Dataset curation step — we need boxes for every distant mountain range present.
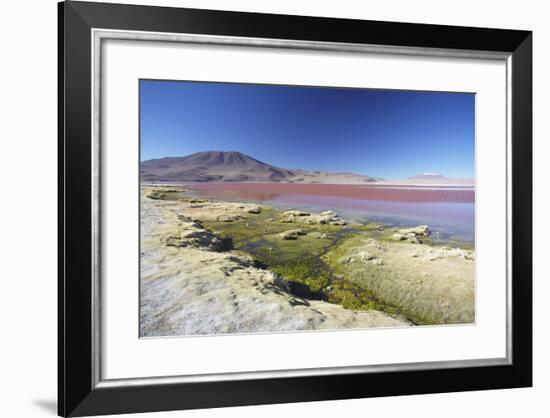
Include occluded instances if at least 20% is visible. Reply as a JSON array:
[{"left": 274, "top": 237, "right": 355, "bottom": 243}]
[
  {"left": 407, "top": 173, "right": 448, "bottom": 180},
  {"left": 140, "top": 151, "right": 473, "bottom": 185},
  {"left": 396, "top": 173, "right": 474, "bottom": 186},
  {"left": 140, "top": 151, "right": 377, "bottom": 184}
]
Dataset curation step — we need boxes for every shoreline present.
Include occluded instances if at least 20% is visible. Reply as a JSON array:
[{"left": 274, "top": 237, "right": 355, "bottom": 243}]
[
  {"left": 141, "top": 185, "right": 475, "bottom": 336},
  {"left": 178, "top": 182, "right": 475, "bottom": 244},
  {"left": 142, "top": 180, "right": 475, "bottom": 189}
]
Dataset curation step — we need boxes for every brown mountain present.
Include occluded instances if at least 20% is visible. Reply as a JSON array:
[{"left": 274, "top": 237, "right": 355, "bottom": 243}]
[
  {"left": 140, "top": 151, "right": 296, "bottom": 182},
  {"left": 140, "top": 151, "right": 377, "bottom": 184}
]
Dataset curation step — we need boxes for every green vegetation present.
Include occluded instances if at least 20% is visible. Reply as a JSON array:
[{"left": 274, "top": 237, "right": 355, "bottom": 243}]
[
  {"left": 271, "top": 259, "right": 330, "bottom": 293},
  {"left": 326, "top": 280, "right": 398, "bottom": 313},
  {"left": 204, "top": 218, "right": 337, "bottom": 294},
  {"left": 324, "top": 231, "right": 475, "bottom": 325},
  {"left": 201, "top": 214, "right": 398, "bottom": 310}
]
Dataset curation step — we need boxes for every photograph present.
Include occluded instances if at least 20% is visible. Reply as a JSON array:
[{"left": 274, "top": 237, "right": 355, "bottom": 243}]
[
  {"left": 49, "top": 1, "right": 536, "bottom": 416},
  {"left": 139, "top": 80, "right": 476, "bottom": 337}
]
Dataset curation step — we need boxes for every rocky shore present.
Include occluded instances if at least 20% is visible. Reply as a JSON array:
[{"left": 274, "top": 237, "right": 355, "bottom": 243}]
[
  {"left": 140, "top": 185, "right": 475, "bottom": 336},
  {"left": 140, "top": 187, "right": 410, "bottom": 336}
]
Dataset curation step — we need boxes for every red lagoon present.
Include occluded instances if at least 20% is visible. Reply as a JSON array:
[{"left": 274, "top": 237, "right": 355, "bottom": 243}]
[
  {"left": 190, "top": 182, "right": 474, "bottom": 203},
  {"left": 189, "top": 182, "right": 475, "bottom": 242}
]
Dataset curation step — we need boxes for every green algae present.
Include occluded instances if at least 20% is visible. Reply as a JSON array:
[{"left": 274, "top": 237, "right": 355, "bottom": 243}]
[
  {"left": 324, "top": 230, "right": 475, "bottom": 325},
  {"left": 201, "top": 214, "right": 401, "bottom": 312}
]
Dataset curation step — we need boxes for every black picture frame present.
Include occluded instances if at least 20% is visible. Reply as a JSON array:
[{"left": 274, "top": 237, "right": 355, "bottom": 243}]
[{"left": 58, "top": 1, "right": 532, "bottom": 416}]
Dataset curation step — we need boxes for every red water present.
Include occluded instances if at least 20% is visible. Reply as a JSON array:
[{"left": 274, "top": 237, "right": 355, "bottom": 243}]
[
  {"left": 189, "top": 182, "right": 475, "bottom": 241},
  {"left": 191, "top": 182, "right": 474, "bottom": 203}
]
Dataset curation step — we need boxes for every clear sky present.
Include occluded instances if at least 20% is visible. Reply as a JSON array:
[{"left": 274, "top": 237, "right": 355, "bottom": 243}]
[{"left": 140, "top": 80, "right": 475, "bottom": 179}]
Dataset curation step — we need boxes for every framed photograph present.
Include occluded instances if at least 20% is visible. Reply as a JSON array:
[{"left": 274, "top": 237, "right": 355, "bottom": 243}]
[{"left": 58, "top": 1, "right": 532, "bottom": 416}]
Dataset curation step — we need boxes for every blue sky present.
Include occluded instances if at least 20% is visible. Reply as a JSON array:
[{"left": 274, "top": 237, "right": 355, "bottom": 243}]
[{"left": 140, "top": 80, "right": 475, "bottom": 179}]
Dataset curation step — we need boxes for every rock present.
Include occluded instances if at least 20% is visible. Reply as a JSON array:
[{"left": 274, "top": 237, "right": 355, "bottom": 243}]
[
  {"left": 378, "top": 226, "right": 385, "bottom": 231},
  {"left": 176, "top": 214, "right": 202, "bottom": 226},
  {"left": 217, "top": 214, "right": 244, "bottom": 222},
  {"left": 168, "top": 198, "right": 267, "bottom": 224},
  {"left": 280, "top": 209, "right": 347, "bottom": 226},
  {"left": 399, "top": 225, "right": 430, "bottom": 236},
  {"left": 426, "top": 246, "right": 475, "bottom": 261},
  {"left": 146, "top": 190, "right": 167, "bottom": 200},
  {"left": 356, "top": 251, "right": 384, "bottom": 265},
  {"left": 461, "top": 252, "right": 474, "bottom": 261},
  {"left": 317, "top": 211, "right": 347, "bottom": 225},
  {"left": 225, "top": 254, "right": 256, "bottom": 266},
  {"left": 338, "top": 256, "right": 354, "bottom": 264},
  {"left": 177, "top": 214, "right": 203, "bottom": 225},
  {"left": 145, "top": 187, "right": 184, "bottom": 200},
  {"left": 280, "top": 232, "right": 297, "bottom": 240},
  {"left": 310, "top": 232, "right": 328, "bottom": 239},
  {"left": 392, "top": 233, "right": 407, "bottom": 241},
  {"left": 363, "top": 238, "right": 382, "bottom": 249},
  {"left": 358, "top": 251, "right": 376, "bottom": 261},
  {"left": 279, "top": 229, "right": 308, "bottom": 240},
  {"left": 329, "top": 218, "right": 347, "bottom": 226},
  {"left": 166, "top": 220, "right": 233, "bottom": 251},
  {"left": 283, "top": 210, "right": 310, "bottom": 217},
  {"left": 407, "top": 235, "right": 422, "bottom": 244},
  {"left": 392, "top": 232, "right": 423, "bottom": 244},
  {"left": 262, "top": 272, "right": 290, "bottom": 291}
]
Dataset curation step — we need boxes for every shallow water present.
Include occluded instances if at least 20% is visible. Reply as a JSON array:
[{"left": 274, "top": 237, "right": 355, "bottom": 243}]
[{"left": 189, "top": 182, "right": 475, "bottom": 242}]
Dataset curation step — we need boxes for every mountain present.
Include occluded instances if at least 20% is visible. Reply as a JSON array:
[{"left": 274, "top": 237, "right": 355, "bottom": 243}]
[
  {"left": 407, "top": 173, "right": 448, "bottom": 180},
  {"left": 140, "top": 151, "right": 377, "bottom": 184},
  {"left": 141, "top": 151, "right": 296, "bottom": 183},
  {"left": 376, "top": 172, "right": 474, "bottom": 186}
]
